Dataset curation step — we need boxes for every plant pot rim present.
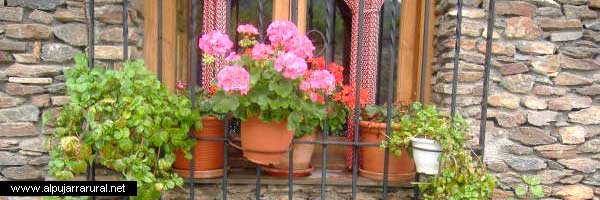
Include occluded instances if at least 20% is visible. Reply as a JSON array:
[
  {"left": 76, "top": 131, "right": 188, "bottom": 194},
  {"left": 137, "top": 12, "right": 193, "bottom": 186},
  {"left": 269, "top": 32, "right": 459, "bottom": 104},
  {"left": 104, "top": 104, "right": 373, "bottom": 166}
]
[
  {"left": 411, "top": 137, "right": 443, "bottom": 152},
  {"left": 359, "top": 120, "right": 400, "bottom": 130},
  {"left": 411, "top": 137, "right": 436, "bottom": 143},
  {"left": 202, "top": 116, "right": 220, "bottom": 120}
]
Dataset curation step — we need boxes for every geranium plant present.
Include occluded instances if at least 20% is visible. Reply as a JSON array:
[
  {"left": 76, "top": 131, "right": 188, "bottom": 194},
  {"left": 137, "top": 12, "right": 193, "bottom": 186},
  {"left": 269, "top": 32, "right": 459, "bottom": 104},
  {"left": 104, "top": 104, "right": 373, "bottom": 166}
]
[
  {"left": 46, "top": 55, "right": 197, "bottom": 199},
  {"left": 204, "top": 21, "right": 336, "bottom": 137}
]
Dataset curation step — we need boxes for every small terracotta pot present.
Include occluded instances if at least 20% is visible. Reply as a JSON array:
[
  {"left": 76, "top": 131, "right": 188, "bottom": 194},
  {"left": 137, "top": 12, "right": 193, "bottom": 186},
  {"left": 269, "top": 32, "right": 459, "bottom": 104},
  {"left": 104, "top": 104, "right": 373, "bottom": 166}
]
[
  {"left": 358, "top": 121, "right": 416, "bottom": 183},
  {"left": 263, "top": 132, "right": 317, "bottom": 177},
  {"left": 240, "top": 116, "right": 294, "bottom": 166},
  {"left": 173, "top": 117, "right": 225, "bottom": 178}
]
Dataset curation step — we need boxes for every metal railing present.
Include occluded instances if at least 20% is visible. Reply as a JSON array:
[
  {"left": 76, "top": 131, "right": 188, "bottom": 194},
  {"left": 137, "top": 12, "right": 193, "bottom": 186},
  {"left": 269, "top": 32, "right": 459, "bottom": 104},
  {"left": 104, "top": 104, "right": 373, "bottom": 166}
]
[{"left": 83, "top": 0, "right": 497, "bottom": 199}]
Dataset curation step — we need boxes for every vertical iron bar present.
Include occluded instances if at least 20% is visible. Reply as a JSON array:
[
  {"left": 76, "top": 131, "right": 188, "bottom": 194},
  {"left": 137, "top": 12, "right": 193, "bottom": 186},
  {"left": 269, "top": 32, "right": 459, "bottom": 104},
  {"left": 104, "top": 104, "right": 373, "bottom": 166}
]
[
  {"left": 123, "top": 0, "right": 129, "bottom": 60},
  {"left": 223, "top": 1, "right": 233, "bottom": 199},
  {"left": 291, "top": 0, "right": 298, "bottom": 24},
  {"left": 257, "top": 0, "right": 265, "bottom": 42},
  {"left": 419, "top": 0, "right": 431, "bottom": 104},
  {"left": 256, "top": 165, "right": 261, "bottom": 200},
  {"left": 255, "top": 1, "right": 264, "bottom": 199},
  {"left": 479, "top": 0, "right": 496, "bottom": 158},
  {"left": 234, "top": 0, "right": 240, "bottom": 50},
  {"left": 415, "top": 1, "right": 431, "bottom": 199},
  {"left": 87, "top": 0, "right": 94, "bottom": 68},
  {"left": 87, "top": 1, "right": 95, "bottom": 200},
  {"left": 383, "top": 0, "right": 400, "bottom": 198},
  {"left": 321, "top": 0, "right": 335, "bottom": 199},
  {"left": 376, "top": 6, "right": 384, "bottom": 104},
  {"left": 450, "top": 0, "right": 463, "bottom": 117},
  {"left": 222, "top": 116, "right": 230, "bottom": 199},
  {"left": 331, "top": 0, "right": 336, "bottom": 62},
  {"left": 188, "top": 0, "right": 198, "bottom": 199},
  {"left": 308, "top": 0, "right": 314, "bottom": 31},
  {"left": 157, "top": 0, "right": 163, "bottom": 81},
  {"left": 227, "top": 0, "right": 232, "bottom": 33},
  {"left": 288, "top": 141, "right": 294, "bottom": 200},
  {"left": 351, "top": 0, "right": 365, "bottom": 199}
]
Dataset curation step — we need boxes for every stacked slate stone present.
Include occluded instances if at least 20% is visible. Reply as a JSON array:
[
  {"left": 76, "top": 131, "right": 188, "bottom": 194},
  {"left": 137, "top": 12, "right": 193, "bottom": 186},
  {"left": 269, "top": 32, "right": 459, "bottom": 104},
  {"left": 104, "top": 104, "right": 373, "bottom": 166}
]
[
  {"left": 433, "top": 0, "right": 600, "bottom": 199},
  {"left": 0, "top": 0, "right": 142, "bottom": 181}
]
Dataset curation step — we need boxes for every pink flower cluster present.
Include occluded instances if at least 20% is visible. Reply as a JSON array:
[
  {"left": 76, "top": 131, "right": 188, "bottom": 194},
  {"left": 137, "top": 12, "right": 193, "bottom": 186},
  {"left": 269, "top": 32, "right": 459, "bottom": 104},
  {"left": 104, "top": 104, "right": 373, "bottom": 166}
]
[
  {"left": 225, "top": 52, "right": 241, "bottom": 62},
  {"left": 300, "top": 70, "right": 336, "bottom": 93},
  {"left": 198, "top": 30, "right": 233, "bottom": 56},
  {"left": 217, "top": 65, "right": 250, "bottom": 95},
  {"left": 237, "top": 24, "right": 259, "bottom": 36},
  {"left": 266, "top": 21, "right": 298, "bottom": 44},
  {"left": 284, "top": 35, "right": 315, "bottom": 59},
  {"left": 213, "top": 20, "right": 323, "bottom": 98},
  {"left": 251, "top": 44, "right": 274, "bottom": 60},
  {"left": 275, "top": 52, "right": 308, "bottom": 79}
]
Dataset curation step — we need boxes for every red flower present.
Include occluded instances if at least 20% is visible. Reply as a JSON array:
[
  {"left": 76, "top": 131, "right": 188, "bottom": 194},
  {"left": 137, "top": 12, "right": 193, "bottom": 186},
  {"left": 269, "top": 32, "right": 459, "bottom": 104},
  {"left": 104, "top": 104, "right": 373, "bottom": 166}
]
[
  {"left": 334, "top": 85, "right": 368, "bottom": 108},
  {"left": 208, "top": 85, "right": 217, "bottom": 95},
  {"left": 328, "top": 63, "right": 344, "bottom": 85},
  {"left": 308, "top": 57, "right": 344, "bottom": 84},
  {"left": 308, "top": 57, "right": 326, "bottom": 70}
]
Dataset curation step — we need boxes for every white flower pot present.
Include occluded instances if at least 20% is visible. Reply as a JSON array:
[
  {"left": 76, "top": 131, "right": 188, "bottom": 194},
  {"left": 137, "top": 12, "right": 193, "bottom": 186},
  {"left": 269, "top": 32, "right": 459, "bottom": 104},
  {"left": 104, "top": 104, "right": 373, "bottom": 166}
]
[{"left": 411, "top": 137, "right": 443, "bottom": 175}]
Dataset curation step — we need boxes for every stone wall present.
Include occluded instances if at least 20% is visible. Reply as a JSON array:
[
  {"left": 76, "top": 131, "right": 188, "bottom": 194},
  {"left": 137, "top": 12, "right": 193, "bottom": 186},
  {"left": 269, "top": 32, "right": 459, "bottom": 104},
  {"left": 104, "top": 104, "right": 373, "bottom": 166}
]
[
  {"left": 433, "top": 0, "right": 600, "bottom": 199},
  {"left": 164, "top": 184, "right": 412, "bottom": 200},
  {"left": 0, "top": 0, "right": 143, "bottom": 182}
]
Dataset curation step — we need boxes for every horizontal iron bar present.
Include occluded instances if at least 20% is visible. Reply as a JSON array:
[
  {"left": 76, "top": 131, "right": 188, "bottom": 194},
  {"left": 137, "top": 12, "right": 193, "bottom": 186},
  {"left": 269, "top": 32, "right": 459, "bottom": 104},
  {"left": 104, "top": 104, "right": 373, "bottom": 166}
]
[
  {"left": 192, "top": 137, "right": 229, "bottom": 141},
  {"left": 192, "top": 137, "right": 383, "bottom": 147},
  {"left": 294, "top": 140, "right": 381, "bottom": 147}
]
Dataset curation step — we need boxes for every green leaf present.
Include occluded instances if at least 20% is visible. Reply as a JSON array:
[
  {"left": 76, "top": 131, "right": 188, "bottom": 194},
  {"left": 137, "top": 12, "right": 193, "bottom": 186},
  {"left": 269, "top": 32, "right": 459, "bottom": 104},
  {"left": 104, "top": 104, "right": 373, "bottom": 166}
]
[
  {"left": 286, "top": 111, "right": 302, "bottom": 131},
  {"left": 56, "top": 170, "right": 75, "bottom": 181},
  {"left": 529, "top": 177, "right": 541, "bottom": 186},
  {"left": 70, "top": 160, "right": 88, "bottom": 174},
  {"left": 211, "top": 92, "right": 239, "bottom": 113},
  {"left": 272, "top": 80, "right": 293, "bottom": 97},
  {"left": 530, "top": 185, "right": 544, "bottom": 198},
  {"left": 514, "top": 186, "right": 527, "bottom": 197}
]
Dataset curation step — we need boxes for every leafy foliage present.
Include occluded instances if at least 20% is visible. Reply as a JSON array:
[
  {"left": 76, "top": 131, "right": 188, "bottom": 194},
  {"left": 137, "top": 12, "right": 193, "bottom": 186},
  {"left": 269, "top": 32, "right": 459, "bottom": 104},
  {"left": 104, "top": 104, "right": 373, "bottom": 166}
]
[
  {"left": 360, "top": 104, "right": 403, "bottom": 123},
  {"left": 386, "top": 103, "right": 496, "bottom": 199},
  {"left": 513, "top": 176, "right": 544, "bottom": 199},
  {"left": 47, "top": 55, "right": 197, "bottom": 199}
]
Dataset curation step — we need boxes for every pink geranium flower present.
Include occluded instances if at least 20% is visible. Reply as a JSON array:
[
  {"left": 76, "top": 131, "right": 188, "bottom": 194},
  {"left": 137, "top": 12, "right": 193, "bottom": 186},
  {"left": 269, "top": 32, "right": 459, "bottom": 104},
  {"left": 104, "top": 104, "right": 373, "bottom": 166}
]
[
  {"left": 225, "top": 52, "right": 241, "bottom": 62},
  {"left": 284, "top": 34, "right": 315, "bottom": 59},
  {"left": 274, "top": 52, "right": 307, "bottom": 79},
  {"left": 175, "top": 81, "right": 187, "bottom": 90},
  {"left": 302, "top": 70, "right": 336, "bottom": 93},
  {"left": 267, "top": 20, "right": 298, "bottom": 45},
  {"left": 237, "top": 24, "right": 259, "bottom": 36},
  {"left": 198, "top": 30, "right": 233, "bottom": 56},
  {"left": 217, "top": 65, "right": 250, "bottom": 95},
  {"left": 251, "top": 44, "right": 274, "bottom": 60}
]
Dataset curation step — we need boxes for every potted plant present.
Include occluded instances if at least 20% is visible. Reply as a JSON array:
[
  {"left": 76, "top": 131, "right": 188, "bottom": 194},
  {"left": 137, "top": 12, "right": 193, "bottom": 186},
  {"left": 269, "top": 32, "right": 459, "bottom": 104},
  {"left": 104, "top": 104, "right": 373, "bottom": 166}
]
[
  {"left": 47, "top": 55, "right": 197, "bottom": 199},
  {"left": 172, "top": 85, "right": 227, "bottom": 179},
  {"left": 389, "top": 103, "right": 449, "bottom": 174},
  {"left": 388, "top": 103, "right": 496, "bottom": 199},
  {"left": 262, "top": 57, "right": 348, "bottom": 177},
  {"left": 357, "top": 103, "right": 416, "bottom": 182},
  {"left": 204, "top": 21, "right": 331, "bottom": 166}
]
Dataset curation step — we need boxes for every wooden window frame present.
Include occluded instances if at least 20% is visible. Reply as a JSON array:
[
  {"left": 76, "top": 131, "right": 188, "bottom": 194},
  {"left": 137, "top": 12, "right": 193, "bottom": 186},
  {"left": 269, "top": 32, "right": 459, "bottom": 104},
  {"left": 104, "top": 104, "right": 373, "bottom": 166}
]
[{"left": 142, "top": 0, "right": 435, "bottom": 104}]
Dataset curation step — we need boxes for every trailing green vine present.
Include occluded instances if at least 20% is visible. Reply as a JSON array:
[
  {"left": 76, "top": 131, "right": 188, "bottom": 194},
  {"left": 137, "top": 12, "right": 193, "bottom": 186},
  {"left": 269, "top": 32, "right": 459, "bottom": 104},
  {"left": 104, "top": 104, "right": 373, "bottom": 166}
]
[
  {"left": 387, "top": 103, "right": 496, "bottom": 199},
  {"left": 46, "top": 55, "right": 198, "bottom": 199}
]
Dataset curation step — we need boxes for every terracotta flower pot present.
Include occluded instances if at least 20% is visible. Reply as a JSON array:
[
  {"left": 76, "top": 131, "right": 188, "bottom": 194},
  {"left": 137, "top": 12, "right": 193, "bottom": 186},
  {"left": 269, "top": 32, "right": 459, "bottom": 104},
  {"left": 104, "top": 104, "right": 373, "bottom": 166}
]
[
  {"left": 263, "top": 132, "right": 317, "bottom": 177},
  {"left": 173, "top": 117, "right": 225, "bottom": 178},
  {"left": 240, "top": 116, "right": 295, "bottom": 166},
  {"left": 358, "top": 121, "right": 416, "bottom": 183}
]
